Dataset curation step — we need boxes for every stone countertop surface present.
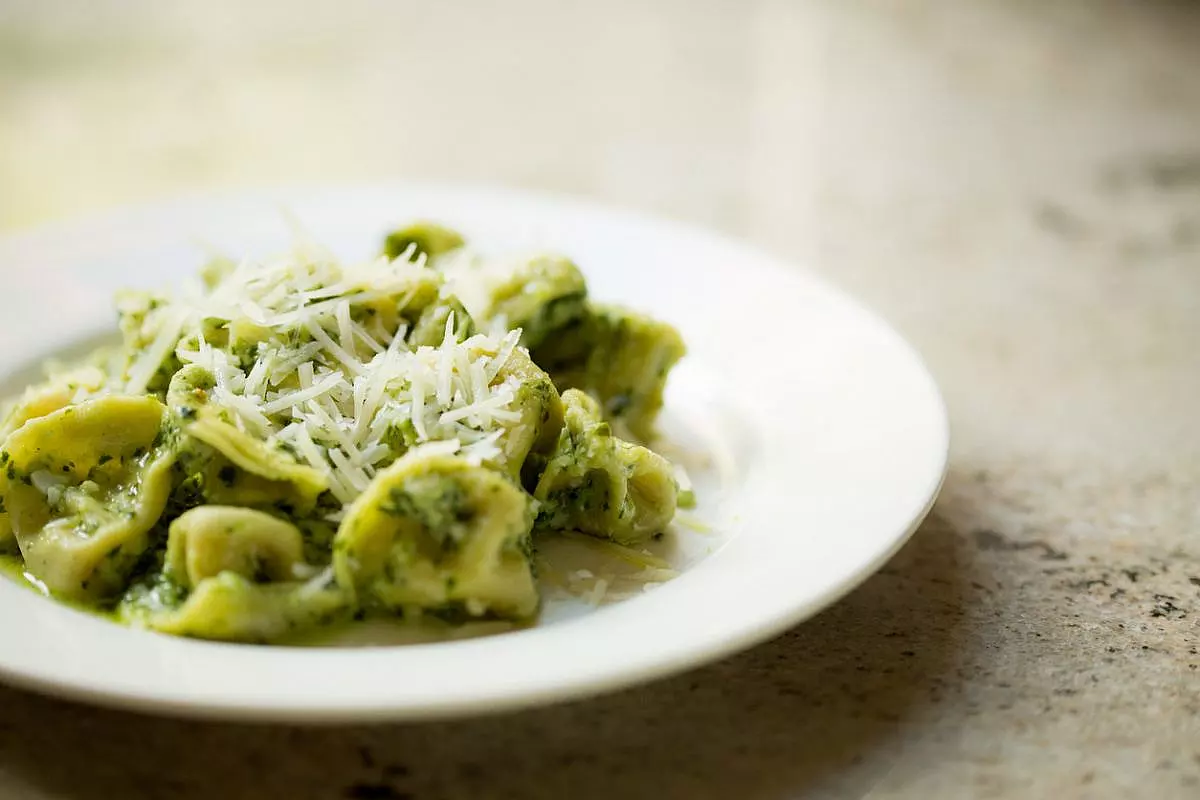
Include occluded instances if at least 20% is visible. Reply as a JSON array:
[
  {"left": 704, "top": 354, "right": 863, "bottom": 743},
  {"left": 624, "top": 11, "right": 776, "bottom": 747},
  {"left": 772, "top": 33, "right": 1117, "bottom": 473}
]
[{"left": 0, "top": 0, "right": 1198, "bottom": 797}]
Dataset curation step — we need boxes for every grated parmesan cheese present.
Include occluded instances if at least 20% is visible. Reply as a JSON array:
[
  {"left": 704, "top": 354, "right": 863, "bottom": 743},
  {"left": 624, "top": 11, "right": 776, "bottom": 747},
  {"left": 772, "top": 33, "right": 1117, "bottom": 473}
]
[{"left": 136, "top": 244, "right": 528, "bottom": 505}]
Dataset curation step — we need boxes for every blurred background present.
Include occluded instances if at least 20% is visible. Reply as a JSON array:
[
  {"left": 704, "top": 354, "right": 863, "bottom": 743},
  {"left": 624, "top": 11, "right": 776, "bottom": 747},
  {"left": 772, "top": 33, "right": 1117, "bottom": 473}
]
[
  {"left": 2, "top": 0, "right": 1197, "bottom": 470},
  {"left": 0, "top": 0, "right": 822, "bottom": 247},
  {"left": 2, "top": 0, "right": 1200, "bottom": 796}
]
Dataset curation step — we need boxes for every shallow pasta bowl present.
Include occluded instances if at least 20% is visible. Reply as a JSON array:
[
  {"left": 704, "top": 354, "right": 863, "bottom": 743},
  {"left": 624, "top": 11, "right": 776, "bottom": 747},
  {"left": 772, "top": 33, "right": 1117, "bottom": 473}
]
[{"left": 0, "top": 184, "right": 948, "bottom": 722}]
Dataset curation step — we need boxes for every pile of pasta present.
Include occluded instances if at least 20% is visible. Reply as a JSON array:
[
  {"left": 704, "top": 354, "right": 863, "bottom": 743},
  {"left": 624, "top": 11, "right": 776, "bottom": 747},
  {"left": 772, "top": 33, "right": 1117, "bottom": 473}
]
[{"left": 0, "top": 223, "right": 686, "bottom": 642}]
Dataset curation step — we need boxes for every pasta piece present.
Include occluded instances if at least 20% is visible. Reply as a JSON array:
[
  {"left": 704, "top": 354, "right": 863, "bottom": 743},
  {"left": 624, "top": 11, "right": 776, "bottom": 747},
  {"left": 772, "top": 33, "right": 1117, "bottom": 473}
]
[
  {"left": 406, "top": 294, "right": 475, "bottom": 347},
  {"left": 0, "top": 365, "right": 109, "bottom": 552},
  {"left": 472, "top": 256, "right": 588, "bottom": 349},
  {"left": 532, "top": 303, "right": 685, "bottom": 441},
  {"left": 1, "top": 395, "right": 175, "bottom": 600},
  {"left": 336, "top": 270, "right": 472, "bottom": 349},
  {"left": 167, "top": 365, "right": 328, "bottom": 514},
  {"left": 138, "top": 571, "right": 347, "bottom": 643},
  {"left": 164, "top": 506, "right": 307, "bottom": 589},
  {"left": 182, "top": 418, "right": 328, "bottom": 512},
  {"left": 532, "top": 389, "right": 677, "bottom": 545},
  {"left": 382, "top": 221, "right": 466, "bottom": 262},
  {"left": 488, "top": 347, "right": 563, "bottom": 481},
  {"left": 120, "top": 508, "right": 341, "bottom": 643},
  {"left": 339, "top": 271, "right": 443, "bottom": 351},
  {"left": 333, "top": 449, "right": 538, "bottom": 619}
]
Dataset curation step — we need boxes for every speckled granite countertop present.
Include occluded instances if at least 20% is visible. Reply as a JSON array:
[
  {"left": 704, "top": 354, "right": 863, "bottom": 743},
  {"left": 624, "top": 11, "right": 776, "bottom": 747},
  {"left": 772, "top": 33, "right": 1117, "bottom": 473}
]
[{"left": 0, "top": 1, "right": 1197, "bottom": 797}]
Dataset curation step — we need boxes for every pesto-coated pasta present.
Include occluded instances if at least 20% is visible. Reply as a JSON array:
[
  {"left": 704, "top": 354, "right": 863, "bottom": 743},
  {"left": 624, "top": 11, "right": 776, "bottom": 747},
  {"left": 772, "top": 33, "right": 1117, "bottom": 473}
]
[
  {"left": 334, "top": 449, "right": 538, "bottom": 619},
  {"left": 137, "top": 571, "right": 347, "bottom": 642},
  {"left": 383, "top": 221, "right": 466, "bottom": 263},
  {"left": 165, "top": 506, "right": 307, "bottom": 588},
  {"left": 0, "top": 222, "right": 686, "bottom": 642},
  {"left": 459, "top": 255, "right": 588, "bottom": 350},
  {"left": 1, "top": 396, "right": 175, "bottom": 600},
  {"left": 0, "top": 366, "right": 108, "bottom": 552},
  {"left": 167, "top": 365, "right": 328, "bottom": 514},
  {"left": 532, "top": 390, "right": 677, "bottom": 545},
  {"left": 532, "top": 303, "right": 686, "bottom": 442}
]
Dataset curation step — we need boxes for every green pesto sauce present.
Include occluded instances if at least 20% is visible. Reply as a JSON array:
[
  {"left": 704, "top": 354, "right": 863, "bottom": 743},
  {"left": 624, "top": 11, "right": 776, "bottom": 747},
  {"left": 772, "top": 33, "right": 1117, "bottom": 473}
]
[{"left": 0, "top": 553, "right": 120, "bottom": 622}]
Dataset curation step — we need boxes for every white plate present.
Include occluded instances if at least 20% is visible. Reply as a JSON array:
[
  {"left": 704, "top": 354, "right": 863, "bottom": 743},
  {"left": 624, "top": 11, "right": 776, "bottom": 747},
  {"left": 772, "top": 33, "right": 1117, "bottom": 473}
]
[{"left": 0, "top": 185, "right": 947, "bottom": 722}]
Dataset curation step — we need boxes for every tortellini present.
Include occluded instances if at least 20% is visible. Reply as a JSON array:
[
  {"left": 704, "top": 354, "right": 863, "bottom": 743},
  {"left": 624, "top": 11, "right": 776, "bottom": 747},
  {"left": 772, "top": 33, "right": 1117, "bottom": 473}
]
[
  {"left": 342, "top": 268, "right": 474, "bottom": 350},
  {"left": 0, "top": 395, "right": 175, "bottom": 599},
  {"left": 334, "top": 450, "right": 538, "bottom": 619},
  {"left": 164, "top": 506, "right": 307, "bottom": 588},
  {"left": 532, "top": 303, "right": 686, "bottom": 441},
  {"left": 167, "top": 365, "right": 327, "bottom": 514},
  {"left": 136, "top": 571, "right": 347, "bottom": 643},
  {"left": 388, "top": 221, "right": 590, "bottom": 350},
  {"left": 406, "top": 293, "right": 475, "bottom": 348},
  {"left": 532, "top": 389, "right": 678, "bottom": 546},
  {"left": 114, "top": 506, "right": 342, "bottom": 642},
  {"left": 373, "top": 346, "right": 563, "bottom": 483},
  {"left": 0, "top": 365, "right": 108, "bottom": 552},
  {"left": 466, "top": 256, "right": 588, "bottom": 350},
  {"left": 383, "top": 221, "right": 466, "bottom": 262},
  {"left": 488, "top": 348, "right": 564, "bottom": 481}
]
